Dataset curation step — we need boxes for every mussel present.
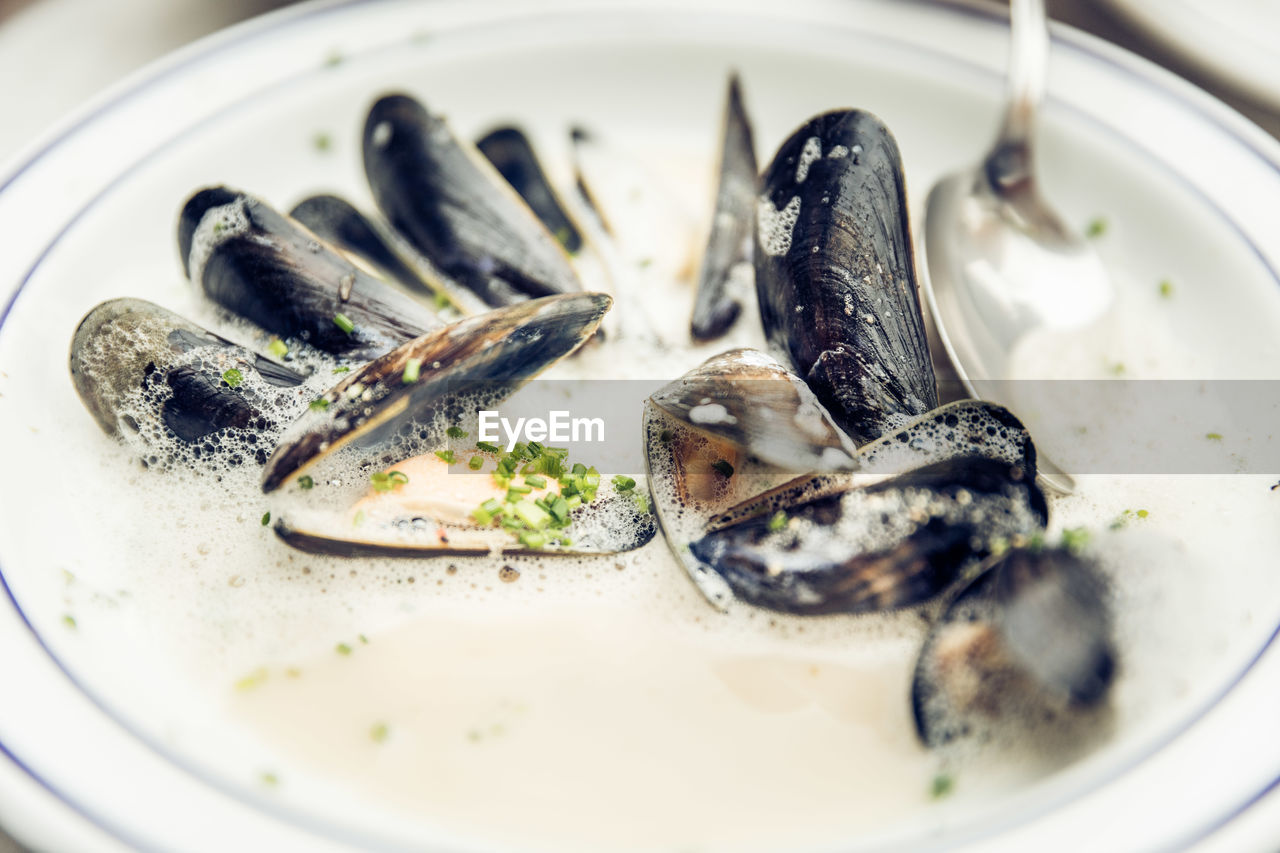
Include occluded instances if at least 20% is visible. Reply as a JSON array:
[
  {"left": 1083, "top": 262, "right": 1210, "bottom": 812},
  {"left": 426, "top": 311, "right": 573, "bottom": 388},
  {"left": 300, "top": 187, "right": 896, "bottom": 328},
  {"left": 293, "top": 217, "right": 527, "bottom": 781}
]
[
  {"left": 179, "top": 186, "right": 443, "bottom": 359},
  {"left": 755, "top": 109, "right": 937, "bottom": 444},
  {"left": 69, "top": 297, "right": 305, "bottom": 462},
  {"left": 261, "top": 292, "right": 655, "bottom": 557},
  {"left": 911, "top": 546, "right": 1116, "bottom": 747},
  {"left": 363, "top": 94, "right": 582, "bottom": 307},
  {"left": 691, "top": 74, "right": 757, "bottom": 341},
  {"left": 689, "top": 456, "right": 1047, "bottom": 615},
  {"left": 477, "top": 126, "right": 585, "bottom": 257}
]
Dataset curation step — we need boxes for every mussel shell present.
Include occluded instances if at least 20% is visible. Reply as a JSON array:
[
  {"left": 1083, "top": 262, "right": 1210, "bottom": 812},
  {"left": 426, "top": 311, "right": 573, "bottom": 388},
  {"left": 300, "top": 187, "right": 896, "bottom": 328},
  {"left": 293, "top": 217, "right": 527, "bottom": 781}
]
[
  {"left": 70, "top": 297, "right": 304, "bottom": 447},
  {"left": 179, "top": 186, "right": 442, "bottom": 360},
  {"left": 911, "top": 546, "right": 1116, "bottom": 747},
  {"left": 363, "top": 94, "right": 581, "bottom": 307},
  {"left": 261, "top": 292, "right": 612, "bottom": 493},
  {"left": 477, "top": 126, "right": 584, "bottom": 255},
  {"left": 649, "top": 348, "right": 857, "bottom": 473},
  {"left": 691, "top": 73, "right": 757, "bottom": 341},
  {"left": 688, "top": 456, "right": 1047, "bottom": 615},
  {"left": 272, "top": 491, "right": 656, "bottom": 558},
  {"left": 755, "top": 109, "right": 937, "bottom": 443}
]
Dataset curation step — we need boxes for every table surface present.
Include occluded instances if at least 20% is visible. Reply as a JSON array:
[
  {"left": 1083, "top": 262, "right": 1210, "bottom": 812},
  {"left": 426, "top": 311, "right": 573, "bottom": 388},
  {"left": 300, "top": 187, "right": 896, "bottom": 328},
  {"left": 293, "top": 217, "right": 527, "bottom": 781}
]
[{"left": 0, "top": 0, "right": 1276, "bottom": 850}]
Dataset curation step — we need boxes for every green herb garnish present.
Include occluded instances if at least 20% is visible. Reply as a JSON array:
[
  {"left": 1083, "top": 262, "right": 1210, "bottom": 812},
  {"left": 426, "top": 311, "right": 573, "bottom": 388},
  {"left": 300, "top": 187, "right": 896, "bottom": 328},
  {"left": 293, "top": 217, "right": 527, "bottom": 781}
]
[
  {"left": 403, "top": 357, "right": 422, "bottom": 384},
  {"left": 370, "top": 470, "right": 409, "bottom": 492},
  {"left": 1060, "top": 526, "right": 1090, "bottom": 554},
  {"left": 476, "top": 441, "right": 500, "bottom": 453},
  {"left": 333, "top": 312, "right": 355, "bottom": 334},
  {"left": 222, "top": 368, "right": 244, "bottom": 388},
  {"left": 370, "top": 722, "right": 389, "bottom": 743},
  {"left": 525, "top": 474, "right": 547, "bottom": 489},
  {"left": 332, "top": 366, "right": 351, "bottom": 374},
  {"left": 309, "top": 398, "right": 330, "bottom": 412},
  {"left": 267, "top": 338, "right": 289, "bottom": 359},
  {"left": 336, "top": 643, "right": 352, "bottom": 656},
  {"left": 433, "top": 291, "right": 451, "bottom": 310},
  {"left": 930, "top": 774, "right": 954, "bottom": 799},
  {"left": 768, "top": 510, "right": 788, "bottom": 532},
  {"left": 1085, "top": 217, "right": 1108, "bottom": 238},
  {"left": 447, "top": 425, "right": 467, "bottom": 439},
  {"left": 435, "top": 449, "right": 457, "bottom": 465},
  {"left": 261, "top": 511, "right": 271, "bottom": 526},
  {"left": 468, "top": 455, "right": 484, "bottom": 470},
  {"left": 1206, "top": 432, "right": 1223, "bottom": 441},
  {"left": 612, "top": 475, "right": 636, "bottom": 492},
  {"left": 298, "top": 475, "right": 315, "bottom": 490},
  {"left": 1158, "top": 279, "right": 1174, "bottom": 299},
  {"left": 313, "top": 132, "right": 332, "bottom": 152}
]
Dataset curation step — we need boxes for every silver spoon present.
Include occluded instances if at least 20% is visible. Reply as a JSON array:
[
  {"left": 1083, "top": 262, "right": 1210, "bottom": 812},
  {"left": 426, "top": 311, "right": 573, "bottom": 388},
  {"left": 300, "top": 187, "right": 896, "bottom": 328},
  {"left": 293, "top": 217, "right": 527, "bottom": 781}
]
[{"left": 921, "top": 0, "right": 1113, "bottom": 494}]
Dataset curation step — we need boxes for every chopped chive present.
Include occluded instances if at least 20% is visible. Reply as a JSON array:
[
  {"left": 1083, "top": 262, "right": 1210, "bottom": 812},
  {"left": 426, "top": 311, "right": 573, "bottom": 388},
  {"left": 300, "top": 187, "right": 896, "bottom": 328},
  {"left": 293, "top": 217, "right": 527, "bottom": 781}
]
[
  {"left": 222, "top": 368, "right": 244, "bottom": 388},
  {"left": 612, "top": 475, "right": 636, "bottom": 492},
  {"left": 514, "top": 499, "right": 552, "bottom": 529},
  {"left": 565, "top": 495, "right": 582, "bottom": 510},
  {"left": 1107, "top": 361, "right": 1126, "bottom": 376},
  {"left": 63, "top": 614, "right": 77, "bottom": 629},
  {"left": 333, "top": 312, "right": 355, "bottom": 334},
  {"left": 1060, "top": 526, "right": 1090, "bottom": 553},
  {"left": 1158, "top": 279, "right": 1174, "bottom": 299},
  {"left": 526, "top": 441, "right": 545, "bottom": 457},
  {"left": 1206, "top": 432, "right": 1223, "bottom": 441},
  {"left": 1136, "top": 509, "right": 1149, "bottom": 519},
  {"left": 309, "top": 398, "right": 330, "bottom": 412},
  {"left": 472, "top": 508, "right": 494, "bottom": 526},
  {"left": 549, "top": 496, "right": 569, "bottom": 523},
  {"left": 447, "top": 425, "right": 467, "bottom": 439},
  {"left": 298, "top": 475, "right": 315, "bottom": 490},
  {"left": 389, "top": 470, "right": 408, "bottom": 486},
  {"left": 519, "top": 531, "right": 547, "bottom": 549},
  {"left": 432, "top": 291, "right": 452, "bottom": 310},
  {"left": 359, "top": 634, "right": 369, "bottom": 644},
  {"left": 261, "top": 511, "right": 271, "bottom": 526},
  {"left": 312, "top": 131, "right": 332, "bottom": 152},
  {"left": 260, "top": 772, "right": 279, "bottom": 787},
  {"left": 507, "top": 483, "right": 532, "bottom": 494},
  {"left": 267, "top": 338, "right": 289, "bottom": 359},
  {"left": 767, "top": 510, "right": 788, "bottom": 532},
  {"left": 468, "top": 455, "right": 484, "bottom": 470},
  {"left": 633, "top": 492, "right": 651, "bottom": 514},
  {"left": 332, "top": 365, "right": 351, "bottom": 374},
  {"left": 711, "top": 459, "right": 734, "bottom": 478},
  {"left": 353, "top": 509, "right": 365, "bottom": 527},
  {"left": 435, "top": 449, "right": 457, "bottom": 464},
  {"left": 930, "top": 774, "right": 954, "bottom": 799},
  {"left": 370, "top": 722, "right": 389, "bottom": 743},
  {"left": 336, "top": 643, "right": 352, "bottom": 655},
  {"left": 402, "top": 357, "right": 422, "bottom": 384},
  {"left": 1085, "top": 217, "right": 1107, "bottom": 239},
  {"left": 476, "top": 441, "right": 500, "bottom": 453},
  {"left": 481, "top": 498, "right": 503, "bottom": 515},
  {"left": 572, "top": 462, "right": 587, "bottom": 476},
  {"left": 525, "top": 474, "right": 547, "bottom": 489}
]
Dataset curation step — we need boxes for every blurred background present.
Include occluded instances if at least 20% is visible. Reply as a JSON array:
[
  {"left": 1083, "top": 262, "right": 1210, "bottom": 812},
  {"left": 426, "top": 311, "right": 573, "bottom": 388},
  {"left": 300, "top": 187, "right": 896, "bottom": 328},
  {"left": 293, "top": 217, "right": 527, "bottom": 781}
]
[{"left": 0, "top": 0, "right": 1276, "bottom": 850}]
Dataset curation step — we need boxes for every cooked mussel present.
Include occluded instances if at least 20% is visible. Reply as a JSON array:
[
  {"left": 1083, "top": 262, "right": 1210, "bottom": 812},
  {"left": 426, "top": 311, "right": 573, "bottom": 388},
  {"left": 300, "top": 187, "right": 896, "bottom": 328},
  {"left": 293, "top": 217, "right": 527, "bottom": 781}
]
[
  {"left": 691, "top": 74, "right": 757, "bottom": 341},
  {"left": 69, "top": 297, "right": 305, "bottom": 461},
  {"left": 363, "top": 94, "right": 582, "bottom": 307},
  {"left": 649, "top": 348, "right": 858, "bottom": 474},
  {"left": 477, "top": 126, "right": 585, "bottom": 256},
  {"left": 756, "top": 109, "right": 937, "bottom": 443},
  {"left": 179, "top": 186, "right": 443, "bottom": 359},
  {"left": 911, "top": 546, "right": 1116, "bottom": 747},
  {"left": 689, "top": 456, "right": 1047, "bottom": 615}
]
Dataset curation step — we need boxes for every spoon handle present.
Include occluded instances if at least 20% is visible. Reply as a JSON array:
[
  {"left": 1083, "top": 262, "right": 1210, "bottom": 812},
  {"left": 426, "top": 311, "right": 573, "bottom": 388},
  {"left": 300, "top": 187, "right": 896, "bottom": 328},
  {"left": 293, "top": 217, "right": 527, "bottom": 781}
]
[{"left": 983, "top": 0, "right": 1047, "bottom": 200}]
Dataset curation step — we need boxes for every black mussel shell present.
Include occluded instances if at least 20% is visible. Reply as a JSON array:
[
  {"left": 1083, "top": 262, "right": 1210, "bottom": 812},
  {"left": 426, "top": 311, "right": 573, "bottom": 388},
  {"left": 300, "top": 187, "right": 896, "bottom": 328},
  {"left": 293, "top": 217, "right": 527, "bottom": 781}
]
[
  {"left": 179, "top": 186, "right": 442, "bottom": 360},
  {"left": 261, "top": 292, "right": 612, "bottom": 493},
  {"left": 688, "top": 456, "right": 1047, "bottom": 615},
  {"left": 691, "top": 73, "right": 757, "bottom": 341},
  {"left": 363, "top": 94, "right": 582, "bottom": 307},
  {"left": 477, "top": 126, "right": 583, "bottom": 255},
  {"left": 70, "top": 297, "right": 304, "bottom": 449},
  {"left": 911, "top": 546, "right": 1116, "bottom": 747},
  {"left": 756, "top": 109, "right": 937, "bottom": 444}
]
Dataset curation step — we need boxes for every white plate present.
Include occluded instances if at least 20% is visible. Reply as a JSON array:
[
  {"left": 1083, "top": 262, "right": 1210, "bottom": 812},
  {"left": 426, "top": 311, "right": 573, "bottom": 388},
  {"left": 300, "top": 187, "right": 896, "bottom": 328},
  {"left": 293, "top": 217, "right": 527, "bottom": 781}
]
[
  {"left": 1098, "top": 0, "right": 1280, "bottom": 111},
  {"left": 1, "top": 1, "right": 1280, "bottom": 851}
]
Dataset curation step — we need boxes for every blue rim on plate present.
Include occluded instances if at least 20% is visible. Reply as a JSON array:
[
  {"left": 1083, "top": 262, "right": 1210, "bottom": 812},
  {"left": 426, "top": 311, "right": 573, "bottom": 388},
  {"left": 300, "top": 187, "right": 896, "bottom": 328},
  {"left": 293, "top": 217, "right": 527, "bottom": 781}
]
[{"left": 0, "top": 0, "right": 1278, "bottom": 850}]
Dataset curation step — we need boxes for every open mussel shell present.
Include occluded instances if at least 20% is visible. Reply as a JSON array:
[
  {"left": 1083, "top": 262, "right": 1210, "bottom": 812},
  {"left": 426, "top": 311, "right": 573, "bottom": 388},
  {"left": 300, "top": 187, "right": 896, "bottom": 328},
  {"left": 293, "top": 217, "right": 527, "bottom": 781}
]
[
  {"left": 70, "top": 298, "right": 305, "bottom": 454},
  {"left": 691, "top": 73, "right": 757, "bottom": 341},
  {"left": 289, "top": 194, "right": 484, "bottom": 316},
  {"left": 261, "top": 292, "right": 612, "bottom": 493},
  {"left": 689, "top": 455, "right": 1048, "bottom": 615},
  {"left": 273, "top": 490, "right": 656, "bottom": 558},
  {"left": 648, "top": 396, "right": 1041, "bottom": 612},
  {"left": 179, "top": 186, "right": 443, "bottom": 360},
  {"left": 756, "top": 109, "right": 937, "bottom": 444},
  {"left": 911, "top": 546, "right": 1116, "bottom": 748},
  {"left": 477, "top": 126, "right": 585, "bottom": 256},
  {"left": 649, "top": 348, "right": 857, "bottom": 474},
  {"left": 363, "top": 93, "right": 582, "bottom": 307}
]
